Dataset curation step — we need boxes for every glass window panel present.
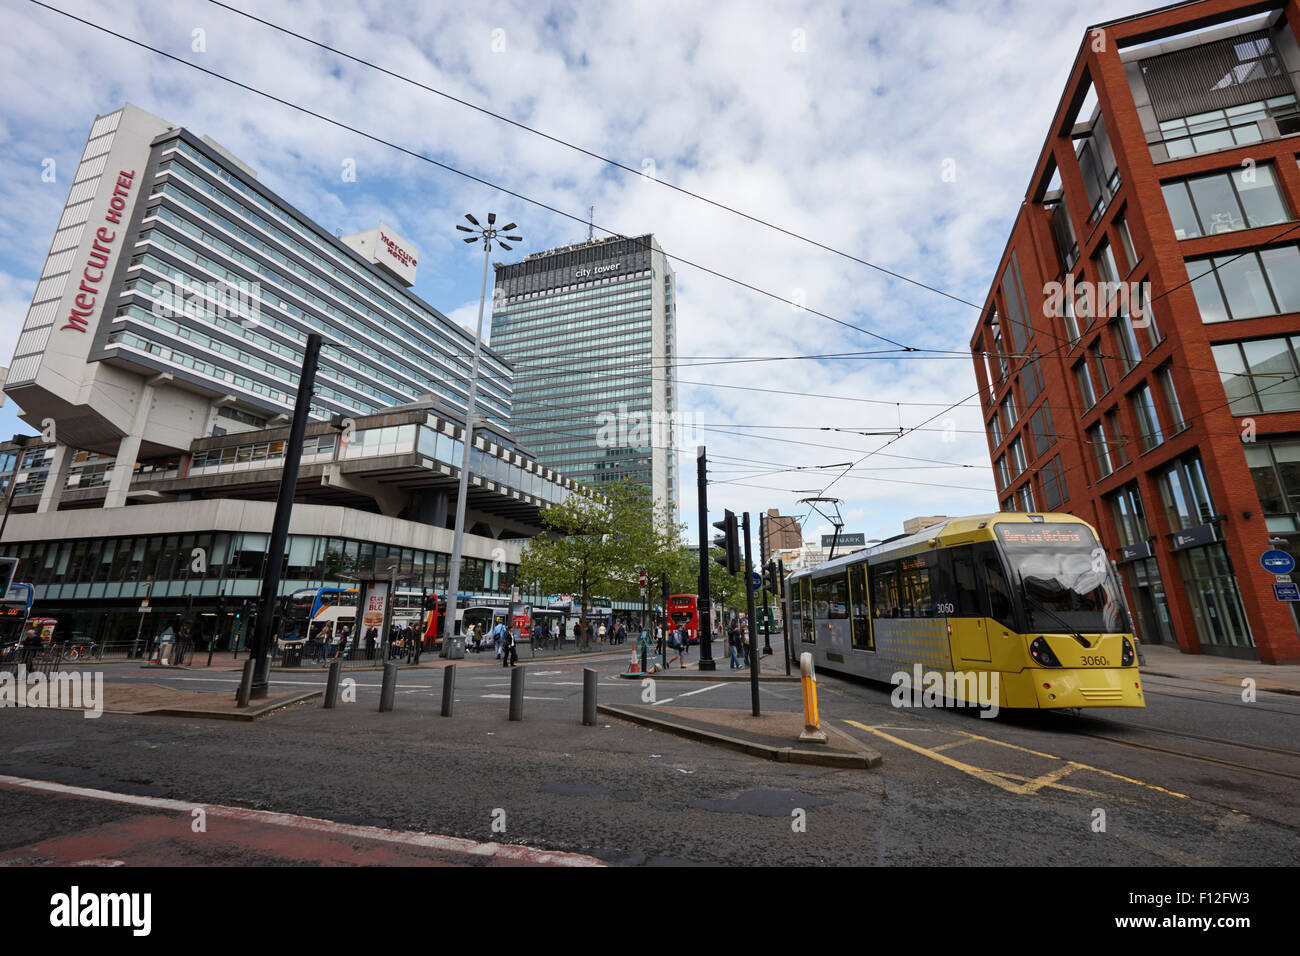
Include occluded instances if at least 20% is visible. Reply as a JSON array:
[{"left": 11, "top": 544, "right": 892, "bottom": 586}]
[
  {"left": 1187, "top": 259, "right": 1228, "bottom": 323},
  {"left": 1245, "top": 445, "right": 1286, "bottom": 512},
  {"left": 1235, "top": 164, "right": 1288, "bottom": 227},
  {"left": 1187, "top": 174, "right": 1245, "bottom": 233},
  {"left": 1260, "top": 246, "right": 1300, "bottom": 314},
  {"left": 1212, "top": 343, "right": 1258, "bottom": 414},
  {"left": 1191, "top": 129, "right": 1235, "bottom": 151},
  {"left": 1241, "top": 338, "right": 1300, "bottom": 411},
  {"left": 1214, "top": 253, "right": 1274, "bottom": 319}
]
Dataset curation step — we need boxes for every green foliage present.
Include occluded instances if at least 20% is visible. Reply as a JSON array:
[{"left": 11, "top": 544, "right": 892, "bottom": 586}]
[{"left": 517, "top": 477, "right": 684, "bottom": 619}]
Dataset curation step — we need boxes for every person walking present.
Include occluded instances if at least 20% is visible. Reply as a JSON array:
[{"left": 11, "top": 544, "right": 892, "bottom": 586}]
[
  {"left": 492, "top": 617, "right": 507, "bottom": 659},
  {"left": 728, "top": 621, "right": 743, "bottom": 669},
  {"left": 501, "top": 623, "right": 517, "bottom": 667},
  {"left": 365, "top": 626, "right": 377, "bottom": 661},
  {"left": 598, "top": 621, "right": 607, "bottom": 645},
  {"left": 668, "top": 624, "right": 687, "bottom": 668}
]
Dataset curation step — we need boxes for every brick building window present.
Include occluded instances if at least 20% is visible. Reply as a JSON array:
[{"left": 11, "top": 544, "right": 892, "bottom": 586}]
[
  {"left": 1212, "top": 337, "right": 1300, "bottom": 414},
  {"left": 1186, "top": 245, "right": 1300, "bottom": 322},
  {"left": 1162, "top": 163, "right": 1290, "bottom": 239},
  {"left": 1244, "top": 439, "right": 1300, "bottom": 533}
]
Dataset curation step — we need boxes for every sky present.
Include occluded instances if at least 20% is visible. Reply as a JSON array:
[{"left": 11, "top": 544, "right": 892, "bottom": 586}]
[{"left": 0, "top": 0, "right": 1150, "bottom": 544}]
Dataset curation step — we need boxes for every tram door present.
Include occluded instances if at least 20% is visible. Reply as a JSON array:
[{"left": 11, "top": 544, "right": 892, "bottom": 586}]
[{"left": 949, "top": 547, "right": 991, "bottom": 665}]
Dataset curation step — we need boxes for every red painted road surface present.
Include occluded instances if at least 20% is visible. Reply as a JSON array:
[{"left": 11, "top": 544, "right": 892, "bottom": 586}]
[{"left": 0, "top": 776, "right": 603, "bottom": 867}]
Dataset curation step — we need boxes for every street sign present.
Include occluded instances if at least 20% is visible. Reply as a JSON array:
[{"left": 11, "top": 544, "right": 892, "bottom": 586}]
[
  {"left": 138, "top": 604, "right": 152, "bottom": 614},
  {"left": 638, "top": 569, "right": 647, "bottom": 588},
  {"left": 750, "top": 571, "right": 761, "bottom": 591},
  {"left": 1276, "top": 575, "right": 1293, "bottom": 584},
  {"left": 1274, "top": 582, "right": 1300, "bottom": 602},
  {"left": 1261, "top": 549, "right": 1295, "bottom": 574}
]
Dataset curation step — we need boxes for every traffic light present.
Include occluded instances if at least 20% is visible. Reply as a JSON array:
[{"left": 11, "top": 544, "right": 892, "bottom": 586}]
[
  {"left": 712, "top": 510, "right": 740, "bottom": 575},
  {"left": 763, "top": 560, "right": 779, "bottom": 593}
]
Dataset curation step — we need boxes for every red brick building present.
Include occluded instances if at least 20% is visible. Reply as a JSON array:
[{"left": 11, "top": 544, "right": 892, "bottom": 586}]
[{"left": 971, "top": 0, "right": 1300, "bottom": 663}]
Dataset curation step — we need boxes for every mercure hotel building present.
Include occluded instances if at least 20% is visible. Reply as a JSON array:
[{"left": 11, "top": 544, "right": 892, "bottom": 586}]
[{"left": 0, "top": 102, "right": 586, "bottom": 646}]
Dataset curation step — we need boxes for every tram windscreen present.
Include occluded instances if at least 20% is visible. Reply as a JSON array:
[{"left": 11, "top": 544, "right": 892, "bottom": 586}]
[{"left": 996, "top": 524, "right": 1127, "bottom": 633}]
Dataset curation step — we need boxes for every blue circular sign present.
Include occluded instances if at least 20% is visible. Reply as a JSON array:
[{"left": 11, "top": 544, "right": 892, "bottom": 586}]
[{"left": 1261, "top": 549, "right": 1295, "bottom": 574}]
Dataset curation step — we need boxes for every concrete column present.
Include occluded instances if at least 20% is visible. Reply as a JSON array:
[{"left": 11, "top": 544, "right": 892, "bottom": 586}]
[
  {"left": 104, "top": 377, "right": 162, "bottom": 509},
  {"left": 36, "top": 443, "right": 73, "bottom": 513}
]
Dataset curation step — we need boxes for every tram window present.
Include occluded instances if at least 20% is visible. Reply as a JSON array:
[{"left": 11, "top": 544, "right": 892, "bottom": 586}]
[
  {"left": 982, "top": 556, "right": 1016, "bottom": 628},
  {"left": 812, "top": 576, "right": 848, "bottom": 619},
  {"left": 951, "top": 548, "right": 982, "bottom": 616},
  {"left": 873, "top": 567, "right": 899, "bottom": 618},
  {"left": 849, "top": 565, "right": 873, "bottom": 649},
  {"left": 799, "top": 576, "right": 814, "bottom": 643}
]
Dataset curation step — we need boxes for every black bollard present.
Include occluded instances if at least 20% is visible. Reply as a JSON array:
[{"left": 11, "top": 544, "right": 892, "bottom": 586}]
[
  {"left": 508, "top": 665, "right": 524, "bottom": 721},
  {"left": 440, "top": 664, "right": 456, "bottom": 717},
  {"left": 379, "top": 662, "right": 397, "bottom": 712},
  {"left": 235, "top": 657, "right": 255, "bottom": 708},
  {"left": 323, "top": 659, "right": 341, "bottom": 708},
  {"left": 582, "top": 667, "right": 597, "bottom": 726}
]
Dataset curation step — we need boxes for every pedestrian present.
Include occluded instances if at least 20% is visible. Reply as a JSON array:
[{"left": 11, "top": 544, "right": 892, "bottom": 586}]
[
  {"left": 572, "top": 619, "right": 582, "bottom": 648},
  {"left": 531, "top": 621, "right": 542, "bottom": 650},
  {"left": 598, "top": 621, "right": 607, "bottom": 644},
  {"left": 365, "top": 626, "right": 377, "bottom": 660},
  {"left": 668, "top": 624, "right": 687, "bottom": 668},
  {"left": 501, "top": 623, "right": 517, "bottom": 667},
  {"left": 21, "top": 627, "right": 41, "bottom": 666},
  {"left": 615, "top": 620, "right": 626, "bottom": 646},
  {"left": 492, "top": 617, "right": 507, "bottom": 659},
  {"left": 728, "top": 621, "right": 743, "bottom": 669}
]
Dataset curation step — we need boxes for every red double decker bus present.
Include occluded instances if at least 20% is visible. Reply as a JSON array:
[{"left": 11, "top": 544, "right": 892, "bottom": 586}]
[{"left": 668, "top": 594, "right": 700, "bottom": 645}]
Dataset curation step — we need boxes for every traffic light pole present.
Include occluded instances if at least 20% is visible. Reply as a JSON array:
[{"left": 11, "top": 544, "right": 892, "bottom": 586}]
[
  {"left": 696, "top": 447, "right": 715, "bottom": 670},
  {"left": 758, "top": 514, "right": 772, "bottom": 656},
  {"left": 742, "top": 511, "right": 760, "bottom": 717}
]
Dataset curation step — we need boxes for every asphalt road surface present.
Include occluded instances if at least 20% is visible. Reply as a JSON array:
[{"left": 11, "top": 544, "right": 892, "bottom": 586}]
[{"left": 1, "top": 650, "right": 1296, "bottom": 865}]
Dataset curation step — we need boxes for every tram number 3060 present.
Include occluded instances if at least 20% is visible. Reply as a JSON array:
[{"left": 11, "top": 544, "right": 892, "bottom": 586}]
[{"left": 1080, "top": 655, "right": 1110, "bottom": 666}]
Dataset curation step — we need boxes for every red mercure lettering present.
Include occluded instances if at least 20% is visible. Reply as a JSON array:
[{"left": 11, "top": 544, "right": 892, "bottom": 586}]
[{"left": 63, "top": 173, "right": 133, "bottom": 332}]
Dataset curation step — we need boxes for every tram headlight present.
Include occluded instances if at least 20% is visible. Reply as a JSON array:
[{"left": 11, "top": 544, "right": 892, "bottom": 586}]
[
  {"left": 1121, "top": 637, "right": 1135, "bottom": 667},
  {"left": 1030, "top": 636, "right": 1061, "bottom": 667}
]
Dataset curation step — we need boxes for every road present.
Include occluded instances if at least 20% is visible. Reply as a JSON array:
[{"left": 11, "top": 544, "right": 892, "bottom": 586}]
[{"left": 0, "top": 648, "right": 1296, "bottom": 865}]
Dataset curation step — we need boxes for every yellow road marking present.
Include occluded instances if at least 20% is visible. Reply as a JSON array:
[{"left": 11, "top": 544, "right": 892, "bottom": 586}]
[
  {"left": 928, "top": 740, "right": 972, "bottom": 754},
  {"left": 842, "top": 720, "right": 1188, "bottom": 800}
]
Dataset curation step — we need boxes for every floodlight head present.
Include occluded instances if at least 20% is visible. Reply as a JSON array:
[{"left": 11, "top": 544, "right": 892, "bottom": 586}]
[
  {"left": 502, "top": 223, "right": 517, "bottom": 231},
  {"left": 455, "top": 224, "right": 473, "bottom": 232},
  {"left": 487, "top": 212, "right": 497, "bottom": 224},
  {"left": 463, "top": 236, "right": 478, "bottom": 243},
  {"left": 497, "top": 241, "right": 512, "bottom": 250},
  {"left": 464, "top": 213, "right": 480, "bottom": 226}
]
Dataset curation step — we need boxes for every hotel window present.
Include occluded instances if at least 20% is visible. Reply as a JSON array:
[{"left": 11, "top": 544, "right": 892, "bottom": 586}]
[
  {"left": 1186, "top": 245, "right": 1300, "bottom": 323},
  {"left": 1158, "top": 455, "right": 1216, "bottom": 531},
  {"left": 1041, "top": 454, "right": 1069, "bottom": 510},
  {"left": 1133, "top": 384, "right": 1164, "bottom": 452},
  {"left": 1211, "top": 337, "right": 1300, "bottom": 414},
  {"left": 1159, "top": 367, "right": 1186, "bottom": 433},
  {"left": 995, "top": 455, "right": 1010, "bottom": 489},
  {"left": 1244, "top": 439, "right": 1300, "bottom": 533},
  {"left": 1108, "top": 482, "right": 1150, "bottom": 547},
  {"left": 1161, "top": 163, "right": 1290, "bottom": 239},
  {"left": 1029, "top": 405, "right": 1055, "bottom": 459},
  {"left": 988, "top": 411, "right": 1003, "bottom": 448},
  {"left": 1089, "top": 422, "right": 1113, "bottom": 479},
  {"left": 1117, "top": 217, "right": 1139, "bottom": 273},
  {"left": 1106, "top": 409, "right": 1128, "bottom": 468},
  {"left": 1089, "top": 345, "right": 1111, "bottom": 395},
  {"left": 1062, "top": 276, "right": 1082, "bottom": 343},
  {"left": 1094, "top": 240, "right": 1120, "bottom": 286},
  {"left": 1009, "top": 438, "right": 1027, "bottom": 477},
  {"left": 1075, "top": 361, "right": 1096, "bottom": 409}
]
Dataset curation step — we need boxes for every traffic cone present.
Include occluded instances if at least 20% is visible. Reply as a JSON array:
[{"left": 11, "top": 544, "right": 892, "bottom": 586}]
[
  {"left": 628, "top": 655, "right": 640, "bottom": 675},
  {"left": 149, "top": 645, "right": 159, "bottom": 665}
]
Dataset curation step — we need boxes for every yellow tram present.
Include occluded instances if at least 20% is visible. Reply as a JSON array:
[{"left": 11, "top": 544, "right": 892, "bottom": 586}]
[{"left": 785, "top": 513, "right": 1144, "bottom": 710}]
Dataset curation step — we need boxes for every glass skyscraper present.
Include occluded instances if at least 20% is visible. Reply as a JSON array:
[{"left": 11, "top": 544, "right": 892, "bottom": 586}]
[{"left": 491, "top": 234, "right": 680, "bottom": 523}]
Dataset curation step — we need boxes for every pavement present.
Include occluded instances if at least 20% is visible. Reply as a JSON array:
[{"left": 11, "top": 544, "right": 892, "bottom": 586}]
[{"left": 1137, "top": 643, "right": 1300, "bottom": 695}]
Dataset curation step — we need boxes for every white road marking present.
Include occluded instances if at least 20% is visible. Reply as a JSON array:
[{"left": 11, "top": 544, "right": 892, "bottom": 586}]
[
  {"left": 479, "top": 694, "right": 563, "bottom": 701},
  {"left": 650, "top": 682, "right": 728, "bottom": 706},
  {"left": 0, "top": 774, "right": 602, "bottom": 866}
]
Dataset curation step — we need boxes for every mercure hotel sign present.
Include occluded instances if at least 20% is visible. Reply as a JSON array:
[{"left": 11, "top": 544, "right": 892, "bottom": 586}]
[{"left": 61, "top": 168, "right": 136, "bottom": 333}]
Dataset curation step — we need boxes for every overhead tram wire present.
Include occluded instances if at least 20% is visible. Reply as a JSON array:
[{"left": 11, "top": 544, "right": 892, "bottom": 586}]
[
  {"left": 206, "top": 0, "right": 987, "bottom": 314},
  {"left": 29, "top": 1, "right": 937, "bottom": 355}
]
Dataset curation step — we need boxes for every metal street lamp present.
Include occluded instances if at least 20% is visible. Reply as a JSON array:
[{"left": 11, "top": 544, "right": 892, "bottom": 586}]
[{"left": 442, "top": 213, "right": 522, "bottom": 658}]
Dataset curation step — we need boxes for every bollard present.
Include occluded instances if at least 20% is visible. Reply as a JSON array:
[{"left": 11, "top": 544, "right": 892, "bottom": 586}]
[
  {"left": 799, "top": 652, "right": 827, "bottom": 743},
  {"left": 235, "top": 657, "right": 255, "bottom": 708},
  {"left": 379, "top": 662, "right": 397, "bottom": 712},
  {"left": 508, "top": 665, "right": 524, "bottom": 721},
  {"left": 582, "top": 667, "right": 597, "bottom": 726},
  {"left": 323, "top": 659, "right": 341, "bottom": 708},
  {"left": 440, "top": 664, "right": 456, "bottom": 717}
]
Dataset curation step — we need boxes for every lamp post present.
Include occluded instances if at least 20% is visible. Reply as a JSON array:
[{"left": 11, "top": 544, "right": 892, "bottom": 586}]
[{"left": 442, "top": 213, "right": 522, "bottom": 658}]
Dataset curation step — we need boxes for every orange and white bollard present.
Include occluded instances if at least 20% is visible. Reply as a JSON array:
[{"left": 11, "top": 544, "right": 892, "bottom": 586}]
[{"left": 799, "top": 652, "right": 827, "bottom": 743}]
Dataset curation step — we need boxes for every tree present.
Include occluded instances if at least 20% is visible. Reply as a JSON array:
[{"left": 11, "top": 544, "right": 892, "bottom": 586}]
[{"left": 517, "top": 478, "right": 683, "bottom": 628}]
